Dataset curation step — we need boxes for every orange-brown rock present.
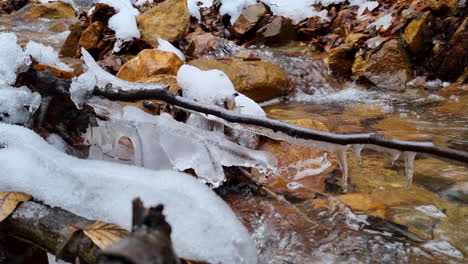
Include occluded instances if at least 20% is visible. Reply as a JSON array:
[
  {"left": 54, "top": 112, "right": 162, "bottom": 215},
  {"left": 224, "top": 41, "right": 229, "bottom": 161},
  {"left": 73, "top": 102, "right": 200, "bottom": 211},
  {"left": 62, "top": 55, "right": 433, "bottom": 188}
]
[
  {"left": 252, "top": 119, "right": 338, "bottom": 199},
  {"left": 182, "top": 32, "right": 227, "bottom": 58},
  {"left": 48, "top": 20, "right": 73, "bottom": 33},
  {"left": 22, "top": 2, "right": 75, "bottom": 19},
  {"left": 403, "top": 11, "right": 432, "bottom": 54},
  {"left": 327, "top": 43, "right": 355, "bottom": 78},
  {"left": 188, "top": 58, "right": 288, "bottom": 102},
  {"left": 60, "top": 22, "right": 82, "bottom": 58},
  {"left": 230, "top": 3, "right": 268, "bottom": 36},
  {"left": 116, "top": 49, "right": 183, "bottom": 82},
  {"left": 79, "top": 21, "right": 105, "bottom": 50},
  {"left": 136, "top": 0, "right": 190, "bottom": 47},
  {"left": 337, "top": 193, "right": 387, "bottom": 218}
]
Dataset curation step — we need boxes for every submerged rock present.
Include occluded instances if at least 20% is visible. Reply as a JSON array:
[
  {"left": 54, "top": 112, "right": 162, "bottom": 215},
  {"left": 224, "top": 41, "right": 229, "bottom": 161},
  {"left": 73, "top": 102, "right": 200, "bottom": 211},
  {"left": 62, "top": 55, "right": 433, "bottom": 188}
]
[
  {"left": 363, "top": 39, "right": 413, "bottom": 91},
  {"left": 116, "top": 49, "right": 184, "bottom": 82},
  {"left": 337, "top": 193, "right": 387, "bottom": 218},
  {"left": 22, "top": 2, "right": 75, "bottom": 19},
  {"left": 188, "top": 58, "right": 288, "bottom": 102},
  {"left": 136, "top": 0, "right": 190, "bottom": 47},
  {"left": 251, "top": 119, "right": 337, "bottom": 199}
]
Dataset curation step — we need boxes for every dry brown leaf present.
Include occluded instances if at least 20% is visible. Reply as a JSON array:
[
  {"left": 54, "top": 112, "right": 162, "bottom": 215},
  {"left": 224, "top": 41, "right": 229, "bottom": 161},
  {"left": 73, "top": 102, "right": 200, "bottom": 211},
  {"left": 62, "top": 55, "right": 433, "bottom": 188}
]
[
  {"left": 81, "top": 221, "right": 130, "bottom": 249},
  {"left": 0, "top": 192, "right": 32, "bottom": 222}
]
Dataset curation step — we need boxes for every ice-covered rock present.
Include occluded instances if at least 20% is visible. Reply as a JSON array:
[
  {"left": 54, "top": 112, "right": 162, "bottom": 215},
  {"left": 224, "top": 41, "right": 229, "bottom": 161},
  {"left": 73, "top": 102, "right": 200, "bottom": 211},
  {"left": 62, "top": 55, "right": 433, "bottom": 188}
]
[
  {"left": 0, "top": 123, "right": 258, "bottom": 264},
  {"left": 0, "top": 33, "right": 25, "bottom": 86},
  {"left": 24, "top": 41, "right": 72, "bottom": 72},
  {"left": 0, "top": 86, "right": 41, "bottom": 125}
]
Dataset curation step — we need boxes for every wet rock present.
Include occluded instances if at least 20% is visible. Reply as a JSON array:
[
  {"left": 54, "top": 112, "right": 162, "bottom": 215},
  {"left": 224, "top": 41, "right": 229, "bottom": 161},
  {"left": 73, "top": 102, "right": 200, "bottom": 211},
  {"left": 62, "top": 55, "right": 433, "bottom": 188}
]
[
  {"left": 79, "top": 21, "right": 105, "bottom": 50},
  {"left": 345, "top": 33, "right": 369, "bottom": 45},
  {"left": 230, "top": 3, "right": 268, "bottom": 36},
  {"left": 298, "top": 16, "right": 329, "bottom": 39},
  {"left": 60, "top": 22, "right": 82, "bottom": 58},
  {"left": 181, "top": 31, "right": 227, "bottom": 58},
  {"left": 410, "top": 0, "right": 459, "bottom": 12},
  {"left": 432, "top": 18, "right": 467, "bottom": 81},
  {"left": 136, "top": 0, "right": 190, "bottom": 47},
  {"left": 256, "top": 16, "right": 296, "bottom": 45},
  {"left": 387, "top": 206, "right": 437, "bottom": 240},
  {"left": 337, "top": 193, "right": 387, "bottom": 218},
  {"left": 403, "top": 11, "right": 432, "bottom": 54},
  {"left": 251, "top": 119, "right": 337, "bottom": 199},
  {"left": 116, "top": 49, "right": 183, "bottom": 82},
  {"left": 188, "top": 58, "right": 288, "bottom": 102},
  {"left": 48, "top": 20, "right": 73, "bottom": 33},
  {"left": 352, "top": 48, "right": 369, "bottom": 77},
  {"left": 327, "top": 43, "right": 356, "bottom": 78},
  {"left": 363, "top": 39, "right": 413, "bottom": 91},
  {"left": 22, "top": 2, "right": 75, "bottom": 19}
]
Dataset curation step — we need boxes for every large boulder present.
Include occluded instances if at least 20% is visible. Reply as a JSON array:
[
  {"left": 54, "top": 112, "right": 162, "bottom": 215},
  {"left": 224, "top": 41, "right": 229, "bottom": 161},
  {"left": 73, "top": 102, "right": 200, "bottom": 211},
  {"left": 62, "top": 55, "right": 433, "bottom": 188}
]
[
  {"left": 251, "top": 119, "right": 338, "bottom": 199},
  {"left": 136, "top": 0, "right": 190, "bottom": 47},
  {"left": 22, "top": 2, "right": 75, "bottom": 19},
  {"left": 188, "top": 58, "right": 288, "bottom": 102},
  {"left": 362, "top": 39, "right": 413, "bottom": 91},
  {"left": 403, "top": 11, "right": 432, "bottom": 54},
  {"left": 116, "top": 49, "right": 184, "bottom": 82}
]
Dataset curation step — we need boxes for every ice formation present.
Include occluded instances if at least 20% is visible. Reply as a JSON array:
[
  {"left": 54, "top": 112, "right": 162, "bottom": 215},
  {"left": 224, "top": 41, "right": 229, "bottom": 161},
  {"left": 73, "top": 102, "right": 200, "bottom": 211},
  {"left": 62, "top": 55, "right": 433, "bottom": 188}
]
[
  {"left": 415, "top": 205, "right": 447, "bottom": 218},
  {"left": 24, "top": 41, "right": 72, "bottom": 72},
  {"left": 70, "top": 48, "right": 167, "bottom": 108},
  {"left": 0, "top": 123, "right": 258, "bottom": 264},
  {"left": 0, "top": 86, "right": 41, "bottom": 125},
  {"left": 422, "top": 241, "right": 464, "bottom": 259},
  {"left": 157, "top": 38, "right": 186, "bottom": 61},
  {"left": 0, "top": 33, "right": 25, "bottom": 86},
  {"left": 98, "top": 0, "right": 140, "bottom": 49},
  {"left": 84, "top": 98, "right": 276, "bottom": 187},
  {"left": 404, "top": 151, "right": 416, "bottom": 188}
]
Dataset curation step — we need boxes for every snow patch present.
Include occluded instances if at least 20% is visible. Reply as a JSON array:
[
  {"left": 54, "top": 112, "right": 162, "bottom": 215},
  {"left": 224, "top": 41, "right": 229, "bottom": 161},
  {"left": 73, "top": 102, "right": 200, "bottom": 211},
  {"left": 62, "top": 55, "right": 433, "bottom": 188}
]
[
  {"left": 0, "top": 33, "right": 25, "bottom": 86},
  {"left": 157, "top": 38, "right": 186, "bottom": 61},
  {"left": 24, "top": 41, "right": 72, "bottom": 72}
]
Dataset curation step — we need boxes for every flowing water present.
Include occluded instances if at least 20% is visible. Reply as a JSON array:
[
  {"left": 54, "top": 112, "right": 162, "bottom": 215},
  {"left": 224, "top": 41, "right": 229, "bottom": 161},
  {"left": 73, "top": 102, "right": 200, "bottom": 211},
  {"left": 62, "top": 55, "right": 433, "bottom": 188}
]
[{"left": 2, "top": 3, "right": 467, "bottom": 263}]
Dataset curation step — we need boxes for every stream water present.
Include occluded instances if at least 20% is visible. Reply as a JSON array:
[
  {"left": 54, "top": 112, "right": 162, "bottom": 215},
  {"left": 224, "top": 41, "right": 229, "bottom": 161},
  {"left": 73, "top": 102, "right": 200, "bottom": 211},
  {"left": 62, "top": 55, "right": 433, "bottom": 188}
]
[{"left": 1, "top": 3, "right": 467, "bottom": 263}]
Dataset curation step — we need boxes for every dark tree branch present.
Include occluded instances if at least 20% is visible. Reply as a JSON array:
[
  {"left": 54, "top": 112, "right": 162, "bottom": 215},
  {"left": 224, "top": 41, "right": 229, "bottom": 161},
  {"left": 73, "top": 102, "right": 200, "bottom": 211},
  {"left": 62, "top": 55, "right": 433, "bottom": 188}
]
[{"left": 92, "top": 87, "right": 468, "bottom": 165}]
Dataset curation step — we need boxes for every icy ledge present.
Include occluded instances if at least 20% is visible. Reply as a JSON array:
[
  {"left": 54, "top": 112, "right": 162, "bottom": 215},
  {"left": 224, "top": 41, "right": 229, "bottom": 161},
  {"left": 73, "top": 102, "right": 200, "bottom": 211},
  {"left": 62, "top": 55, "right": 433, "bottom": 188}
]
[{"left": 0, "top": 123, "right": 258, "bottom": 264}]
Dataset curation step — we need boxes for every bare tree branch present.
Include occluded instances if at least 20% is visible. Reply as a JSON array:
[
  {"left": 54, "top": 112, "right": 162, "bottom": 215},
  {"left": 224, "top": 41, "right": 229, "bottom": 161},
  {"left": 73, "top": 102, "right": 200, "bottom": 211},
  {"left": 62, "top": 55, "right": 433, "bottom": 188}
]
[{"left": 92, "top": 87, "right": 468, "bottom": 165}]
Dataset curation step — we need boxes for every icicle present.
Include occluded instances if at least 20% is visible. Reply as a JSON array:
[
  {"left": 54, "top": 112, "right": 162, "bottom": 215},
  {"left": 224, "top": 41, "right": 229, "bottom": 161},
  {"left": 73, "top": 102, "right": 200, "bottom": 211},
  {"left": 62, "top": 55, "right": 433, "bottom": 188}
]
[
  {"left": 351, "top": 144, "right": 364, "bottom": 165},
  {"left": 335, "top": 145, "right": 350, "bottom": 192},
  {"left": 404, "top": 151, "right": 416, "bottom": 188}
]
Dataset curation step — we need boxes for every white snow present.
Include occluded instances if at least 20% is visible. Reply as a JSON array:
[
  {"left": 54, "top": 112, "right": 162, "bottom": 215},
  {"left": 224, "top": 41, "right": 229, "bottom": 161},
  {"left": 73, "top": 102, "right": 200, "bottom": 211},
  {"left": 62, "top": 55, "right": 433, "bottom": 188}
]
[
  {"left": 187, "top": 0, "right": 213, "bottom": 19},
  {"left": 0, "top": 33, "right": 25, "bottom": 86},
  {"left": 0, "top": 86, "right": 41, "bottom": 125},
  {"left": 157, "top": 38, "right": 186, "bottom": 61},
  {"left": 46, "top": 134, "right": 68, "bottom": 153},
  {"left": 367, "top": 13, "right": 393, "bottom": 31},
  {"left": 98, "top": 0, "right": 141, "bottom": 48},
  {"left": 415, "top": 205, "right": 447, "bottom": 218},
  {"left": 422, "top": 241, "right": 464, "bottom": 259},
  {"left": 83, "top": 97, "right": 277, "bottom": 187},
  {"left": 24, "top": 41, "right": 72, "bottom": 72},
  {"left": 0, "top": 123, "right": 258, "bottom": 264},
  {"left": 70, "top": 48, "right": 167, "bottom": 108}
]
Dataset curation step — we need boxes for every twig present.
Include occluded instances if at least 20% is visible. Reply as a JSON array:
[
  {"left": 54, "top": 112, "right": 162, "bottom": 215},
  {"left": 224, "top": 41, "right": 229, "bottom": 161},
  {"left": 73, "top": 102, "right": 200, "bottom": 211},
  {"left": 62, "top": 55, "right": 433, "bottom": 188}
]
[{"left": 92, "top": 87, "right": 468, "bottom": 165}]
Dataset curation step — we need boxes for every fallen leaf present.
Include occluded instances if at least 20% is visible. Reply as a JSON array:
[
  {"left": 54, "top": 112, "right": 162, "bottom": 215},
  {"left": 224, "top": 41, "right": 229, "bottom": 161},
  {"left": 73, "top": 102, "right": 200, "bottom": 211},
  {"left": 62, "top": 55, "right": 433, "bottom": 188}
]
[
  {"left": 0, "top": 192, "right": 32, "bottom": 222},
  {"left": 80, "top": 221, "right": 130, "bottom": 249}
]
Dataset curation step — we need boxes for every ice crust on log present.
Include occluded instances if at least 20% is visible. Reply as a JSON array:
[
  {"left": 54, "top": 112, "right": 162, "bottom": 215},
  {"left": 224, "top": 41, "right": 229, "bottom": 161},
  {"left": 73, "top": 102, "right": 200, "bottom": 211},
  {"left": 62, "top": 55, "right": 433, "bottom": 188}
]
[
  {"left": 0, "top": 86, "right": 41, "bottom": 125},
  {"left": 84, "top": 97, "right": 277, "bottom": 187},
  {"left": 0, "top": 123, "right": 258, "bottom": 264}
]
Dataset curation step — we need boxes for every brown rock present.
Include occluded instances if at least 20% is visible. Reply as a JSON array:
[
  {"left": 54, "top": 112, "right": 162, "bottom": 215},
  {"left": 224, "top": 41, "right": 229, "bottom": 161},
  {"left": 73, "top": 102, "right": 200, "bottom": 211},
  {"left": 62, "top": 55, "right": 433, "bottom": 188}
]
[
  {"left": 230, "top": 3, "right": 268, "bottom": 36},
  {"left": 251, "top": 119, "right": 338, "bottom": 199},
  {"left": 410, "top": 0, "right": 459, "bottom": 12},
  {"left": 188, "top": 58, "right": 288, "bottom": 102},
  {"left": 433, "top": 17, "right": 467, "bottom": 81},
  {"left": 136, "top": 0, "right": 190, "bottom": 47},
  {"left": 22, "top": 2, "right": 75, "bottom": 19},
  {"left": 403, "top": 11, "right": 432, "bottom": 54},
  {"left": 79, "top": 21, "right": 105, "bottom": 50},
  {"left": 182, "top": 32, "right": 227, "bottom": 58},
  {"left": 60, "top": 22, "right": 82, "bottom": 57},
  {"left": 48, "top": 20, "right": 74, "bottom": 33},
  {"left": 345, "top": 33, "right": 369, "bottom": 44},
  {"left": 363, "top": 39, "right": 413, "bottom": 91},
  {"left": 327, "top": 43, "right": 356, "bottom": 78},
  {"left": 116, "top": 49, "right": 184, "bottom": 82},
  {"left": 351, "top": 48, "right": 369, "bottom": 77},
  {"left": 256, "top": 16, "right": 296, "bottom": 45}
]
